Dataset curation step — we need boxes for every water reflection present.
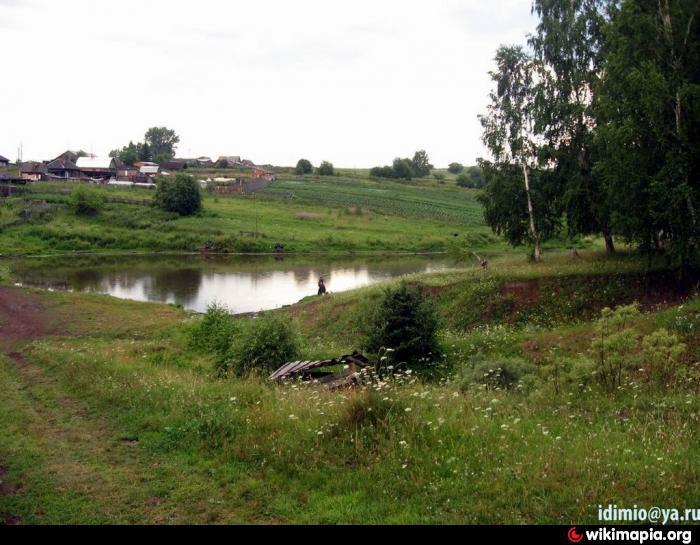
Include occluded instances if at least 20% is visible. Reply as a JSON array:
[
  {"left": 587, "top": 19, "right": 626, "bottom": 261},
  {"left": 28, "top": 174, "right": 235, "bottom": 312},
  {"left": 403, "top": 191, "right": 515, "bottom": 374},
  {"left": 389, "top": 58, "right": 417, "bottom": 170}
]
[{"left": 9, "top": 254, "right": 465, "bottom": 314}]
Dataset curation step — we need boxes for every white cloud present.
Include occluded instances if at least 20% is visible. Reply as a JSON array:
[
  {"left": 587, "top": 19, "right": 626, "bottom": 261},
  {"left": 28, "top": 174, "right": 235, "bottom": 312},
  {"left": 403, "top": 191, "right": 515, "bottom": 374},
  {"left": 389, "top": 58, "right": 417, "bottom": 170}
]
[{"left": 0, "top": 0, "right": 537, "bottom": 166}]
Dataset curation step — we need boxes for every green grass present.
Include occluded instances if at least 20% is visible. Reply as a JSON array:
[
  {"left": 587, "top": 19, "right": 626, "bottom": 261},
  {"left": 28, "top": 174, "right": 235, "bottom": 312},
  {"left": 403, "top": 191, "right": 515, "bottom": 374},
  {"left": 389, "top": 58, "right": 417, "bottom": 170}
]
[
  {"left": 0, "top": 174, "right": 523, "bottom": 256},
  {"left": 1, "top": 252, "right": 699, "bottom": 524}
]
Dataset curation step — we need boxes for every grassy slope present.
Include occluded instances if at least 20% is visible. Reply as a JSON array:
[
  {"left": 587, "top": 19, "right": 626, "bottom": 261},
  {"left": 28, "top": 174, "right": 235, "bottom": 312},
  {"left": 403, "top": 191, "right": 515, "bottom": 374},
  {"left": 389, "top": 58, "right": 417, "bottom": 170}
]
[
  {"left": 0, "top": 171, "right": 598, "bottom": 256},
  {"left": 0, "top": 173, "right": 506, "bottom": 256},
  {"left": 1, "top": 253, "right": 699, "bottom": 524}
]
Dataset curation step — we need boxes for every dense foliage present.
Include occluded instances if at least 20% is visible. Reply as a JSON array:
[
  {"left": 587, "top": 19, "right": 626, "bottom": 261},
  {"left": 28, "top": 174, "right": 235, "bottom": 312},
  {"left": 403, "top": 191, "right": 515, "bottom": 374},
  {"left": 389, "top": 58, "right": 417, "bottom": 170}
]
[
  {"left": 295, "top": 159, "right": 313, "bottom": 175},
  {"left": 456, "top": 167, "right": 486, "bottom": 189},
  {"left": 153, "top": 174, "right": 202, "bottom": 216},
  {"left": 363, "top": 281, "right": 440, "bottom": 371},
  {"left": 317, "top": 161, "right": 335, "bottom": 176},
  {"left": 479, "top": 0, "right": 700, "bottom": 266},
  {"left": 370, "top": 150, "right": 433, "bottom": 180},
  {"left": 110, "top": 126, "right": 180, "bottom": 165},
  {"left": 448, "top": 162, "right": 464, "bottom": 174},
  {"left": 229, "top": 314, "right": 301, "bottom": 376},
  {"left": 68, "top": 186, "right": 105, "bottom": 216}
]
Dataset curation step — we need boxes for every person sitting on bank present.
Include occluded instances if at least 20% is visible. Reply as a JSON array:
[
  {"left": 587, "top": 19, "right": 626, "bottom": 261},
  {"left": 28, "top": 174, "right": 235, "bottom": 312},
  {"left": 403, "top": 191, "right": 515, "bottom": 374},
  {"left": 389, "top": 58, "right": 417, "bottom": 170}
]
[{"left": 318, "top": 277, "right": 327, "bottom": 295}]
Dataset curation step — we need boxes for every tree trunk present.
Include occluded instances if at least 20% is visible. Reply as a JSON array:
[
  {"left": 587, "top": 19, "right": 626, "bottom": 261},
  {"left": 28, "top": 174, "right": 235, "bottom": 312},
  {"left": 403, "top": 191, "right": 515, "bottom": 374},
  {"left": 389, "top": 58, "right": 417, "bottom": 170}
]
[
  {"left": 522, "top": 163, "right": 541, "bottom": 262},
  {"left": 602, "top": 225, "right": 615, "bottom": 255}
]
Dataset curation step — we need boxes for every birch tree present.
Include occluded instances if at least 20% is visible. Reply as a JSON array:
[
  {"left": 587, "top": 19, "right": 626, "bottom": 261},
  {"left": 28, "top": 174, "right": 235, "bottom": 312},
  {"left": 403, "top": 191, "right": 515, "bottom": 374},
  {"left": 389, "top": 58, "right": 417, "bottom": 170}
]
[{"left": 479, "top": 46, "right": 552, "bottom": 261}]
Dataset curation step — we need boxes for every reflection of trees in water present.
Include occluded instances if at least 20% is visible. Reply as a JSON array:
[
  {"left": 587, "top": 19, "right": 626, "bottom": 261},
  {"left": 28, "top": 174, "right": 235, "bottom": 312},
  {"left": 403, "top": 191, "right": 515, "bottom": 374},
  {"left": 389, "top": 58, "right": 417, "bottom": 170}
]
[
  {"left": 10, "top": 255, "right": 463, "bottom": 311},
  {"left": 147, "top": 267, "right": 202, "bottom": 304},
  {"left": 292, "top": 268, "right": 316, "bottom": 284}
]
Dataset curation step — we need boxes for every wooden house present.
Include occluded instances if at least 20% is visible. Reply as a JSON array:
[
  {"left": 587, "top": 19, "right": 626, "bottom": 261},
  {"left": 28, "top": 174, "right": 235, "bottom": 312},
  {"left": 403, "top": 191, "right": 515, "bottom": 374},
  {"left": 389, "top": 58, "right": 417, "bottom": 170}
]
[
  {"left": 46, "top": 158, "right": 81, "bottom": 179},
  {"left": 76, "top": 157, "right": 117, "bottom": 180},
  {"left": 20, "top": 161, "right": 48, "bottom": 181},
  {"left": 0, "top": 155, "right": 10, "bottom": 168},
  {"left": 159, "top": 161, "right": 187, "bottom": 171}
]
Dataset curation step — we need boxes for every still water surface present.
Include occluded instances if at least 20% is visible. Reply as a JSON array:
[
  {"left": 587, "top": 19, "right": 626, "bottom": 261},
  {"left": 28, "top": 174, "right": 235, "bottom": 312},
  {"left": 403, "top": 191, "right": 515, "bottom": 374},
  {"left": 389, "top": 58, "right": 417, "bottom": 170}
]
[{"left": 8, "top": 254, "right": 466, "bottom": 313}]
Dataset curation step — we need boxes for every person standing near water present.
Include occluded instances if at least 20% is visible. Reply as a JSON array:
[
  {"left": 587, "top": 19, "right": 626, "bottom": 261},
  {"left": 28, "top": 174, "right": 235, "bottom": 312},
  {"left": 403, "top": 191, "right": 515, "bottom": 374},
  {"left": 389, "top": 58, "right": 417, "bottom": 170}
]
[{"left": 318, "top": 276, "right": 327, "bottom": 295}]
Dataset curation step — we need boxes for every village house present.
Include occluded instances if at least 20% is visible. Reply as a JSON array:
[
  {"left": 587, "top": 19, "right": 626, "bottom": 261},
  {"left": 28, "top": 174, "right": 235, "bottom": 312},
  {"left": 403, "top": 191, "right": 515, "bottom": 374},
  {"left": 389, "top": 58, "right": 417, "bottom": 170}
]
[
  {"left": 20, "top": 161, "right": 48, "bottom": 181},
  {"left": 52, "top": 150, "right": 87, "bottom": 164},
  {"left": 252, "top": 165, "right": 275, "bottom": 182},
  {"left": 0, "top": 155, "right": 10, "bottom": 168},
  {"left": 115, "top": 164, "right": 144, "bottom": 182},
  {"left": 46, "top": 158, "right": 81, "bottom": 179},
  {"left": 216, "top": 156, "right": 241, "bottom": 168},
  {"left": 159, "top": 160, "right": 187, "bottom": 171},
  {"left": 138, "top": 161, "right": 160, "bottom": 176},
  {"left": 76, "top": 157, "right": 118, "bottom": 181}
]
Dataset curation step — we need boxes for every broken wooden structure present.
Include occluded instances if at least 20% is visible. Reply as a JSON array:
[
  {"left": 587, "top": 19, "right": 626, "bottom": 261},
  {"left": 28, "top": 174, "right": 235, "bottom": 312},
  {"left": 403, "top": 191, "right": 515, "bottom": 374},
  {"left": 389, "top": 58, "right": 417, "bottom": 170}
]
[{"left": 270, "top": 352, "right": 371, "bottom": 389}]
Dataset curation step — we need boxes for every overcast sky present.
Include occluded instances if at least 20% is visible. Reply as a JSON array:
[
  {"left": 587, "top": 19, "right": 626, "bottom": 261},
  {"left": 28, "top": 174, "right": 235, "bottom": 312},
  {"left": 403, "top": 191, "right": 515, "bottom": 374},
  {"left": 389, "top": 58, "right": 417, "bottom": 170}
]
[{"left": 0, "top": 0, "right": 537, "bottom": 167}]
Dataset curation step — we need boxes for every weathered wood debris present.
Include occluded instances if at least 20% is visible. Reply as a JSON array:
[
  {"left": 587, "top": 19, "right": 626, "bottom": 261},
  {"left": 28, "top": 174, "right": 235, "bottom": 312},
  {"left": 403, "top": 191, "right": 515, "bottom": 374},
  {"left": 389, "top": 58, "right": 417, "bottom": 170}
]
[{"left": 269, "top": 352, "right": 371, "bottom": 389}]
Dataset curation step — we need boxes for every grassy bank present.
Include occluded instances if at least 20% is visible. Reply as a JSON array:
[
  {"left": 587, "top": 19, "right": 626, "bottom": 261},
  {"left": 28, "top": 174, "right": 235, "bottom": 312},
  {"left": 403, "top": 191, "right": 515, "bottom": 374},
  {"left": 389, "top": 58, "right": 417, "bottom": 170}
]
[
  {"left": 1, "top": 252, "right": 698, "bottom": 524},
  {"left": 0, "top": 173, "right": 590, "bottom": 256}
]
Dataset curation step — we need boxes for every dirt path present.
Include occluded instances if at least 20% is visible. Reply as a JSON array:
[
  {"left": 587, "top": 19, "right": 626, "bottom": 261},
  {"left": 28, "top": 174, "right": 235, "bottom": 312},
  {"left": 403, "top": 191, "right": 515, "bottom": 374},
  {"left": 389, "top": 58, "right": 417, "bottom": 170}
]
[
  {"left": 0, "top": 286, "right": 187, "bottom": 524},
  {"left": 0, "top": 287, "right": 51, "bottom": 351},
  {"left": 0, "top": 288, "right": 50, "bottom": 523}
]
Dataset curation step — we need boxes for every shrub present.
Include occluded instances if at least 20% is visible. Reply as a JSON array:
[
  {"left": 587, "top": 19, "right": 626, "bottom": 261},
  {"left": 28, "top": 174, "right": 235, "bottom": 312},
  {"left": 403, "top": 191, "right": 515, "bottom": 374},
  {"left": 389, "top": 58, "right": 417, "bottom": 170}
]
[
  {"left": 230, "top": 313, "right": 301, "bottom": 376},
  {"left": 369, "top": 165, "right": 394, "bottom": 178},
  {"left": 317, "top": 161, "right": 335, "bottom": 176},
  {"left": 433, "top": 172, "right": 446, "bottom": 183},
  {"left": 363, "top": 281, "right": 440, "bottom": 371},
  {"left": 591, "top": 303, "right": 640, "bottom": 392},
  {"left": 462, "top": 357, "right": 537, "bottom": 391},
  {"left": 154, "top": 173, "right": 201, "bottom": 216},
  {"left": 640, "top": 328, "right": 686, "bottom": 389},
  {"left": 541, "top": 355, "right": 597, "bottom": 394},
  {"left": 448, "top": 162, "right": 464, "bottom": 174},
  {"left": 188, "top": 302, "right": 238, "bottom": 358},
  {"left": 295, "top": 159, "right": 313, "bottom": 175},
  {"left": 69, "top": 186, "right": 105, "bottom": 216},
  {"left": 392, "top": 158, "right": 415, "bottom": 180},
  {"left": 457, "top": 167, "right": 486, "bottom": 189}
]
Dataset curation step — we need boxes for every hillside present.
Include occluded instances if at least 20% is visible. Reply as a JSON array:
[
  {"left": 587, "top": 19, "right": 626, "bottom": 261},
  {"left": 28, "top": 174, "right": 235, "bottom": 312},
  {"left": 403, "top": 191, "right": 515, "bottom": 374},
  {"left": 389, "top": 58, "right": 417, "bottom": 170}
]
[{"left": 0, "top": 172, "right": 521, "bottom": 256}]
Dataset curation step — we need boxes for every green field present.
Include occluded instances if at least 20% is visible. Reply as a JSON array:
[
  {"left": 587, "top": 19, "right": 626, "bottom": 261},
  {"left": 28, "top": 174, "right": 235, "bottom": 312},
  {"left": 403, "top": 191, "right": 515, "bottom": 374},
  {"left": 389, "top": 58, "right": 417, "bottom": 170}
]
[
  {"left": 0, "top": 172, "right": 572, "bottom": 256},
  {"left": 1, "top": 251, "right": 698, "bottom": 524}
]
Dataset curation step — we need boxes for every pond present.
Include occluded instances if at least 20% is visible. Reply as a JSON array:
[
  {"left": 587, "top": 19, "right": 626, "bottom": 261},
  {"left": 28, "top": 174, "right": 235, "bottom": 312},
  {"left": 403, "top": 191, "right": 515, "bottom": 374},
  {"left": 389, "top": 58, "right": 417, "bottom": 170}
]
[{"left": 7, "top": 254, "right": 469, "bottom": 314}]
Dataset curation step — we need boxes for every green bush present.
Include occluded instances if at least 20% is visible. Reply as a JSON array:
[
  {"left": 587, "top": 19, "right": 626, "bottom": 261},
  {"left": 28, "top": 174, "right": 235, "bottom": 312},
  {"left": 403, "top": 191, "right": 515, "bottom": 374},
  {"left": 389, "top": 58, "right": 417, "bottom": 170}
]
[
  {"left": 69, "top": 186, "right": 105, "bottom": 216},
  {"left": 295, "top": 159, "right": 313, "bottom": 175},
  {"left": 456, "top": 168, "right": 486, "bottom": 189},
  {"left": 363, "top": 281, "right": 440, "bottom": 371},
  {"left": 317, "top": 161, "right": 335, "bottom": 176},
  {"left": 188, "top": 303, "right": 238, "bottom": 358},
  {"left": 591, "top": 303, "right": 639, "bottom": 392},
  {"left": 640, "top": 328, "right": 686, "bottom": 390},
  {"left": 154, "top": 174, "right": 202, "bottom": 216},
  {"left": 448, "top": 162, "right": 464, "bottom": 174},
  {"left": 462, "top": 357, "right": 538, "bottom": 391},
  {"left": 230, "top": 314, "right": 301, "bottom": 376}
]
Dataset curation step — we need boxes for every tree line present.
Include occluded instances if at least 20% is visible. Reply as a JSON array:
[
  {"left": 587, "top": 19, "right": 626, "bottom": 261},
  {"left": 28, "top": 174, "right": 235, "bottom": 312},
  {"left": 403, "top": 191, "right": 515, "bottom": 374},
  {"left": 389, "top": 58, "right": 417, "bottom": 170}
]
[
  {"left": 478, "top": 0, "right": 699, "bottom": 266},
  {"left": 110, "top": 127, "right": 180, "bottom": 165}
]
